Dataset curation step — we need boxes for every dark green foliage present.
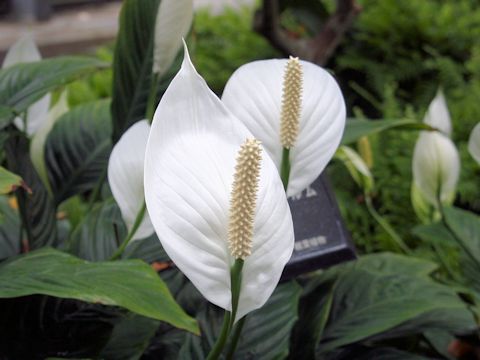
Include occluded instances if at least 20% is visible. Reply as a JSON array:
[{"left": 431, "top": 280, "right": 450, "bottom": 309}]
[
  {"left": 45, "top": 100, "right": 112, "bottom": 205},
  {"left": 4, "top": 131, "right": 57, "bottom": 250},
  {"left": 110, "top": 0, "right": 160, "bottom": 142}
]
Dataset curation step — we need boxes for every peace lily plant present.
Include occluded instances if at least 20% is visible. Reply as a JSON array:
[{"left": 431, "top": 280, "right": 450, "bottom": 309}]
[{"left": 144, "top": 44, "right": 295, "bottom": 358}]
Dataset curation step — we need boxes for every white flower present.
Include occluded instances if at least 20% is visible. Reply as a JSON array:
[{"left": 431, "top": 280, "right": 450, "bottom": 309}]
[
  {"left": 412, "top": 132, "right": 459, "bottom": 206},
  {"left": 468, "top": 122, "right": 480, "bottom": 165},
  {"left": 108, "top": 120, "right": 154, "bottom": 241},
  {"left": 221, "top": 58, "right": 346, "bottom": 197},
  {"left": 144, "top": 44, "right": 294, "bottom": 320},
  {"left": 2, "top": 33, "right": 51, "bottom": 136},
  {"left": 423, "top": 90, "right": 452, "bottom": 136},
  {"left": 153, "top": 0, "right": 193, "bottom": 76}
]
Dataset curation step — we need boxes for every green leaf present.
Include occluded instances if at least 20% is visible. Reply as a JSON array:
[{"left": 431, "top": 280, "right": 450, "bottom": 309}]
[
  {"left": 45, "top": 100, "right": 112, "bottom": 205},
  {"left": 341, "top": 118, "right": 433, "bottom": 145},
  {"left": 0, "top": 247, "right": 199, "bottom": 334},
  {"left": 178, "top": 281, "right": 302, "bottom": 359},
  {"left": 0, "top": 196, "right": 21, "bottom": 259},
  {"left": 4, "top": 132, "right": 57, "bottom": 249},
  {"left": 69, "top": 199, "right": 127, "bottom": 261},
  {"left": 317, "top": 262, "right": 474, "bottom": 353},
  {"left": 100, "top": 312, "right": 159, "bottom": 360},
  {"left": 443, "top": 207, "right": 480, "bottom": 293},
  {"left": 0, "top": 166, "right": 25, "bottom": 194},
  {"left": 0, "top": 56, "right": 106, "bottom": 123},
  {"left": 111, "top": 0, "right": 160, "bottom": 141}
]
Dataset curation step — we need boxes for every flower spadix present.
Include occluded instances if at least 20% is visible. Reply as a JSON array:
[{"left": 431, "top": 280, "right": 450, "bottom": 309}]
[
  {"left": 144, "top": 44, "right": 294, "bottom": 320},
  {"left": 108, "top": 120, "right": 154, "bottom": 240},
  {"left": 222, "top": 57, "right": 346, "bottom": 197},
  {"left": 3, "top": 33, "right": 50, "bottom": 136}
]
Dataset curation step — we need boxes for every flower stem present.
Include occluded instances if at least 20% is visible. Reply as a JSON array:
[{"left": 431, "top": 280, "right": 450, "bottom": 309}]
[
  {"left": 225, "top": 316, "right": 247, "bottom": 360},
  {"left": 229, "top": 259, "right": 244, "bottom": 328},
  {"left": 280, "top": 147, "right": 290, "bottom": 191},
  {"left": 110, "top": 202, "right": 146, "bottom": 260},
  {"left": 206, "top": 311, "right": 231, "bottom": 360},
  {"left": 364, "top": 194, "right": 411, "bottom": 254}
]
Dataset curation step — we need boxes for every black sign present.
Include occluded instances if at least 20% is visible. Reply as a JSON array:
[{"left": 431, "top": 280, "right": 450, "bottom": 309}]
[{"left": 282, "top": 173, "right": 356, "bottom": 279}]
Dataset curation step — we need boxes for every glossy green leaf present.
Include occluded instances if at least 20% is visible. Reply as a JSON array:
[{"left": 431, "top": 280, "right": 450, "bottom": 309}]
[
  {"left": 443, "top": 207, "right": 480, "bottom": 293},
  {"left": 0, "top": 247, "right": 199, "bottom": 334},
  {"left": 0, "top": 57, "right": 106, "bottom": 123},
  {"left": 0, "top": 166, "right": 24, "bottom": 194},
  {"left": 45, "top": 100, "right": 112, "bottom": 205},
  {"left": 317, "top": 261, "right": 474, "bottom": 353},
  {"left": 69, "top": 199, "right": 126, "bottom": 261},
  {"left": 111, "top": 0, "right": 160, "bottom": 141},
  {"left": 4, "top": 133, "right": 57, "bottom": 249},
  {"left": 341, "top": 118, "right": 433, "bottom": 145}
]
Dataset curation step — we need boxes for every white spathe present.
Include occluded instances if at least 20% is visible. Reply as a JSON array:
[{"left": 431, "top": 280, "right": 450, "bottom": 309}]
[
  {"left": 468, "top": 122, "right": 480, "bottom": 165},
  {"left": 153, "top": 0, "right": 193, "bottom": 76},
  {"left": 144, "top": 44, "right": 294, "bottom": 321},
  {"left": 423, "top": 90, "right": 452, "bottom": 137},
  {"left": 2, "top": 33, "right": 51, "bottom": 136},
  {"left": 221, "top": 59, "right": 346, "bottom": 197},
  {"left": 412, "top": 131, "right": 460, "bottom": 207},
  {"left": 108, "top": 120, "right": 154, "bottom": 241}
]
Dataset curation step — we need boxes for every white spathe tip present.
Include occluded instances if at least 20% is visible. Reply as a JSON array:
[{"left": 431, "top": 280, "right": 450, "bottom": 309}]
[
  {"left": 423, "top": 89, "right": 452, "bottom": 137},
  {"left": 153, "top": 0, "right": 193, "bottom": 75}
]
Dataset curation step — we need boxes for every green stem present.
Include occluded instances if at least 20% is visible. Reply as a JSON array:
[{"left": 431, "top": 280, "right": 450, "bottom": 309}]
[
  {"left": 365, "top": 195, "right": 411, "bottom": 254},
  {"left": 110, "top": 202, "right": 146, "bottom": 260},
  {"left": 280, "top": 147, "right": 290, "bottom": 191},
  {"left": 146, "top": 73, "right": 160, "bottom": 122},
  {"left": 206, "top": 311, "right": 231, "bottom": 360},
  {"left": 431, "top": 242, "right": 460, "bottom": 282},
  {"left": 225, "top": 316, "right": 247, "bottom": 360},
  {"left": 229, "top": 259, "right": 244, "bottom": 329}
]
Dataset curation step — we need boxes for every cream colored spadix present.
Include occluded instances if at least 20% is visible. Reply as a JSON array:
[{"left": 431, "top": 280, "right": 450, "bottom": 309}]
[
  {"left": 222, "top": 57, "right": 346, "bottom": 197},
  {"left": 280, "top": 57, "right": 302, "bottom": 149},
  {"left": 3, "top": 33, "right": 51, "bottom": 136},
  {"left": 108, "top": 120, "right": 154, "bottom": 241},
  {"left": 153, "top": 0, "right": 193, "bottom": 76},
  {"left": 468, "top": 122, "right": 480, "bottom": 165},
  {"left": 144, "top": 44, "right": 294, "bottom": 320},
  {"left": 228, "top": 139, "right": 261, "bottom": 260}
]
